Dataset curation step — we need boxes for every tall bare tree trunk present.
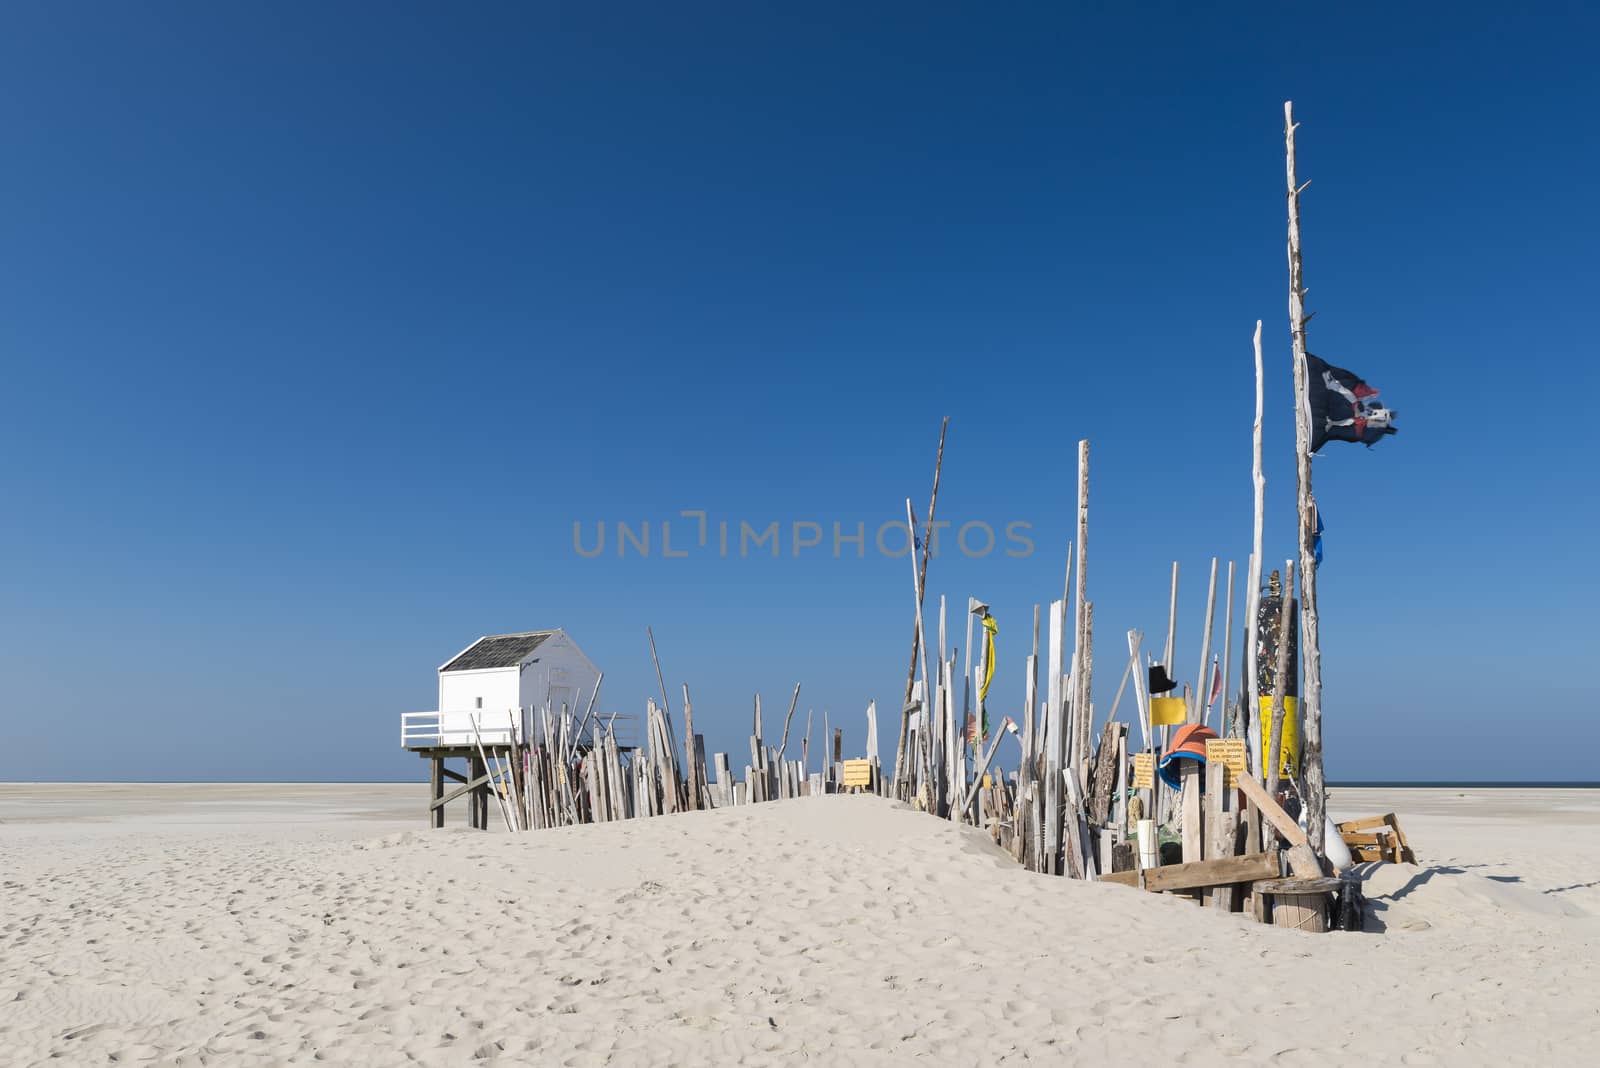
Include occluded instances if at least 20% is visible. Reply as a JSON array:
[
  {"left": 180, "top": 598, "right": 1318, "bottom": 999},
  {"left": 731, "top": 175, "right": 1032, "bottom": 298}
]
[{"left": 1284, "top": 100, "right": 1325, "bottom": 857}]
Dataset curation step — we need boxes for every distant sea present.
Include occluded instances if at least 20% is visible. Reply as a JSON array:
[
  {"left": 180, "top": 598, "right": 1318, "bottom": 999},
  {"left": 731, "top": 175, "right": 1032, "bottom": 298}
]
[{"left": 1330, "top": 781, "right": 1600, "bottom": 789}]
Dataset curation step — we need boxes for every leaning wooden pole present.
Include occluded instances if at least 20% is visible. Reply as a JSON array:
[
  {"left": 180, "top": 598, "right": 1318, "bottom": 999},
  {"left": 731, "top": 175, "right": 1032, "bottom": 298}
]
[
  {"left": 776, "top": 682, "right": 802, "bottom": 761},
  {"left": 1162, "top": 562, "right": 1179, "bottom": 679},
  {"left": 1284, "top": 100, "right": 1325, "bottom": 857},
  {"left": 895, "top": 417, "right": 949, "bottom": 798},
  {"left": 960, "top": 718, "right": 1017, "bottom": 816},
  {"left": 1158, "top": 560, "right": 1178, "bottom": 824},
  {"left": 647, "top": 626, "right": 673, "bottom": 722},
  {"left": 647, "top": 625, "right": 685, "bottom": 809},
  {"left": 566, "top": 672, "right": 605, "bottom": 765},
  {"left": 1191, "top": 557, "right": 1217, "bottom": 724}
]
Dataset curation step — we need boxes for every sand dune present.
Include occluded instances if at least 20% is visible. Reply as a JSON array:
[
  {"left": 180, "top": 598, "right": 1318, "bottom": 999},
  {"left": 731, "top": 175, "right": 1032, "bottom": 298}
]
[{"left": 2, "top": 785, "right": 1596, "bottom": 1065}]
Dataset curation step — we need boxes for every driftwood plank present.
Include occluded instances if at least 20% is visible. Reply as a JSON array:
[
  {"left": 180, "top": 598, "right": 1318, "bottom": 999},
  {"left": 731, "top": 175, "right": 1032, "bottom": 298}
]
[
  {"left": 1100, "top": 850, "right": 1280, "bottom": 892},
  {"left": 1180, "top": 763, "right": 1203, "bottom": 863},
  {"left": 1234, "top": 769, "right": 1322, "bottom": 878},
  {"left": 1234, "top": 769, "right": 1304, "bottom": 845},
  {"left": 1088, "top": 720, "right": 1120, "bottom": 826},
  {"left": 1207, "top": 786, "right": 1240, "bottom": 911}
]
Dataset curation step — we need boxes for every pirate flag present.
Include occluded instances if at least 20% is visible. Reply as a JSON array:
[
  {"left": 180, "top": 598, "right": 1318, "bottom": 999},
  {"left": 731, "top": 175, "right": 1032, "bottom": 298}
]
[{"left": 1306, "top": 354, "right": 1398, "bottom": 452}]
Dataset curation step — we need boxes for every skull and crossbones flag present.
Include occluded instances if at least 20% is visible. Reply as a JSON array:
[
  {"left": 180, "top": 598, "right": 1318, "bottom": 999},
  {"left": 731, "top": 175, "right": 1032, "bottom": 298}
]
[{"left": 1306, "top": 354, "right": 1398, "bottom": 452}]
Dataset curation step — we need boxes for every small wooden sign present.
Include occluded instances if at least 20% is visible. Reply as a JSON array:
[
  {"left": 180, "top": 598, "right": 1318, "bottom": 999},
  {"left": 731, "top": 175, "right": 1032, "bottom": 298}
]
[
  {"left": 1205, "top": 738, "right": 1247, "bottom": 788},
  {"left": 841, "top": 759, "right": 873, "bottom": 788},
  {"left": 1132, "top": 752, "right": 1154, "bottom": 789}
]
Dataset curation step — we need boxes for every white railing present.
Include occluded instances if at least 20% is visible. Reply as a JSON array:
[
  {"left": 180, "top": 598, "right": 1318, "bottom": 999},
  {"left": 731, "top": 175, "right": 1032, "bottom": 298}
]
[{"left": 400, "top": 709, "right": 521, "bottom": 749}]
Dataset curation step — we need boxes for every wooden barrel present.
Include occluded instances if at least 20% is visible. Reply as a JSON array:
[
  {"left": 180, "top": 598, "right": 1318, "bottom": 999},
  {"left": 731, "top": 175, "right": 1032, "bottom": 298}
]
[
  {"left": 1272, "top": 892, "right": 1327, "bottom": 932},
  {"left": 1256, "top": 877, "right": 1342, "bottom": 933}
]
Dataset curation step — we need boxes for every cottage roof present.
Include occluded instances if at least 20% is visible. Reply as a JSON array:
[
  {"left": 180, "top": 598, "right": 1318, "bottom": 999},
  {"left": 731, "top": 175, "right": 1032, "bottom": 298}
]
[{"left": 440, "top": 631, "right": 555, "bottom": 673}]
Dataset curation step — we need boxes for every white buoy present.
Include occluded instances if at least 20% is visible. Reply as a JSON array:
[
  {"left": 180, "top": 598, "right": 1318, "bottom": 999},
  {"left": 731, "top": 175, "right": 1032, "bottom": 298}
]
[
  {"left": 1323, "top": 816, "right": 1354, "bottom": 871},
  {"left": 1137, "top": 819, "right": 1158, "bottom": 869},
  {"left": 1297, "top": 809, "right": 1354, "bottom": 871}
]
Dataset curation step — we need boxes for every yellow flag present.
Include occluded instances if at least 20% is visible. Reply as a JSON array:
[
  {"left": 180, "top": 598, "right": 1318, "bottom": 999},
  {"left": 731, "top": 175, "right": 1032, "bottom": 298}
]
[
  {"left": 979, "top": 613, "right": 998, "bottom": 702},
  {"left": 1150, "top": 696, "right": 1187, "bottom": 726}
]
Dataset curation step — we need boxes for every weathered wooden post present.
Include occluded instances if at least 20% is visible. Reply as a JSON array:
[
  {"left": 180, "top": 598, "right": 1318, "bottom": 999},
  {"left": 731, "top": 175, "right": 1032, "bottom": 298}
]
[
  {"left": 1044, "top": 599, "right": 1066, "bottom": 874},
  {"left": 1246, "top": 320, "right": 1266, "bottom": 768},
  {"left": 1284, "top": 100, "right": 1326, "bottom": 857},
  {"left": 1072, "top": 440, "right": 1091, "bottom": 775},
  {"left": 1219, "top": 560, "right": 1235, "bottom": 733},
  {"left": 959, "top": 599, "right": 976, "bottom": 816},
  {"left": 751, "top": 694, "right": 765, "bottom": 802},
  {"left": 682, "top": 684, "right": 699, "bottom": 812}
]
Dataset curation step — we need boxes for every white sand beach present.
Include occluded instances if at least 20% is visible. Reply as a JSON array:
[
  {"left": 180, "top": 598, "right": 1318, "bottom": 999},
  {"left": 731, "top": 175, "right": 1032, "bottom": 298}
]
[{"left": 2, "top": 784, "right": 1596, "bottom": 1065}]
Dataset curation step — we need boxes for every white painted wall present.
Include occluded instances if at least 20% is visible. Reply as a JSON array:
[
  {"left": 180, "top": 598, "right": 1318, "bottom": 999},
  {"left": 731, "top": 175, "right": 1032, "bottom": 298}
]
[{"left": 438, "top": 666, "right": 520, "bottom": 718}]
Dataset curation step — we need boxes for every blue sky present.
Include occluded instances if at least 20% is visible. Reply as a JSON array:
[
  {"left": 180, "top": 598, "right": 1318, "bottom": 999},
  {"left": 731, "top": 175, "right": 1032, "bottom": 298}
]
[{"left": 1, "top": 3, "right": 1594, "bottom": 782}]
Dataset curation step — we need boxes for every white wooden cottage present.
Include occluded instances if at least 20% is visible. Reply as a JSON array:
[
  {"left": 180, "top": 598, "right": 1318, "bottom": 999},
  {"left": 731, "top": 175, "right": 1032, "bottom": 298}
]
[{"left": 400, "top": 629, "right": 601, "bottom": 749}]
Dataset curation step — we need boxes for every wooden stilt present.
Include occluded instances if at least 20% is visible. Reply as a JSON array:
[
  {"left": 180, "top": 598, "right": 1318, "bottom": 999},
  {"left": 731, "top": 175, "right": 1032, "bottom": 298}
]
[
  {"left": 472, "top": 752, "right": 487, "bottom": 829},
  {"left": 430, "top": 756, "right": 444, "bottom": 829}
]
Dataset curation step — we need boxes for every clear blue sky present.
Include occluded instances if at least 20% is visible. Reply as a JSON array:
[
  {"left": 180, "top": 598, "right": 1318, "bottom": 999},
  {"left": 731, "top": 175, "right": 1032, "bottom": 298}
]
[{"left": 2, "top": 3, "right": 1594, "bottom": 782}]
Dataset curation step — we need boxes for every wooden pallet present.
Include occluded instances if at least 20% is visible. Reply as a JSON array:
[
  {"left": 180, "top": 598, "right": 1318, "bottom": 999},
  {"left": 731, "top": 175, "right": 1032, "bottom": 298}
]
[{"left": 1337, "top": 813, "right": 1415, "bottom": 863}]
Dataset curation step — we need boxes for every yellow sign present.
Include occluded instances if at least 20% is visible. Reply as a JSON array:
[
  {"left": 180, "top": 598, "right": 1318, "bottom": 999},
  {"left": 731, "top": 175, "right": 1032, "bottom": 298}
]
[
  {"left": 1132, "top": 752, "right": 1154, "bottom": 789},
  {"left": 1150, "top": 696, "right": 1187, "bottom": 726},
  {"left": 841, "top": 759, "right": 873, "bottom": 788},
  {"left": 1257, "top": 697, "right": 1299, "bottom": 778},
  {"left": 1205, "top": 738, "right": 1247, "bottom": 788}
]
